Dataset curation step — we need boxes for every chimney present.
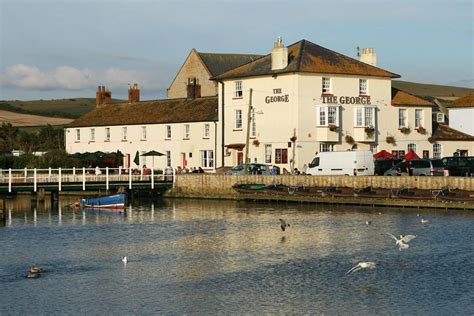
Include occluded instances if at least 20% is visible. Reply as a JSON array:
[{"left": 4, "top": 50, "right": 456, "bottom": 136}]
[
  {"left": 271, "top": 37, "right": 288, "bottom": 70},
  {"left": 96, "top": 85, "right": 112, "bottom": 107},
  {"left": 96, "top": 85, "right": 103, "bottom": 106},
  {"left": 128, "top": 83, "right": 140, "bottom": 103},
  {"left": 186, "top": 77, "right": 201, "bottom": 99},
  {"left": 359, "top": 48, "right": 377, "bottom": 67}
]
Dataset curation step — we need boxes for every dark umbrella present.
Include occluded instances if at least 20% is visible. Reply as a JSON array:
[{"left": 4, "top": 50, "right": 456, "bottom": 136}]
[
  {"left": 133, "top": 151, "right": 140, "bottom": 166},
  {"left": 141, "top": 150, "right": 165, "bottom": 169},
  {"left": 141, "top": 150, "right": 165, "bottom": 157}
]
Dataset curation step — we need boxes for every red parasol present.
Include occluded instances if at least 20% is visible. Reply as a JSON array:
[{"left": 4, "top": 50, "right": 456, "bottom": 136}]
[
  {"left": 373, "top": 150, "right": 394, "bottom": 159},
  {"left": 403, "top": 150, "right": 420, "bottom": 160}
]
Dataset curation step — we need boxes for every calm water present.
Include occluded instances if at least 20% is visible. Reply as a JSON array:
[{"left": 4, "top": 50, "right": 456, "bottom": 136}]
[{"left": 0, "top": 196, "right": 473, "bottom": 314}]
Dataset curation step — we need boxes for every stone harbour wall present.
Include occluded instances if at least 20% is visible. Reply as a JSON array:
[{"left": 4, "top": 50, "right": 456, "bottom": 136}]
[{"left": 165, "top": 174, "right": 474, "bottom": 199}]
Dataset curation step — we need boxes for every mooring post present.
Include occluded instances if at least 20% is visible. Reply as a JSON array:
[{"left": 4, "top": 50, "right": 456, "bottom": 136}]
[
  {"left": 151, "top": 168, "right": 154, "bottom": 189},
  {"left": 106, "top": 167, "right": 109, "bottom": 191},
  {"left": 8, "top": 168, "right": 12, "bottom": 193},
  {"left": 58, "top": 168, "right": 62, "bottom": 191},
  {"left": 33, "top": 168, "right": 37, "bottom": 192},
  {"left": 82, "top": 167, "right": 86, "bottom": 191}
]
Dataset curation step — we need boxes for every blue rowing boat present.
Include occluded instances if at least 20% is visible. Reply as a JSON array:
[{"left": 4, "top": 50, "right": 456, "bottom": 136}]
[{"left": 81, "top": 193, "right": 126, "bottom": 209}]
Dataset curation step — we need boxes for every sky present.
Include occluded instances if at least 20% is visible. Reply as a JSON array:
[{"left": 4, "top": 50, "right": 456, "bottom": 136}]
[{"left": 0, "top": 0, "right": 472, "bottom": 101}]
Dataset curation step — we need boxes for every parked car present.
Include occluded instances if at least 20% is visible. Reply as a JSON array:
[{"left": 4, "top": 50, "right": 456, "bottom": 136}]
[
  {"left": 225, "top": 163, "right": 273, "bottom": 175},
  {"left": 383, "top": 159, "right": 447, "bottom": 176},
  {"left": 441, "top": 156, "right": 474, "bottom": 177},
  {"left": 306, "top": 150, "right": 374, "bottom": 176},
  {"left": 374, "top": 158, "right": 402, "bottom": 175}
]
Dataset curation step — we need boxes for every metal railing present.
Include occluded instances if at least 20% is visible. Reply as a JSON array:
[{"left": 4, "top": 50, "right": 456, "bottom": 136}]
[{"left": 0, "top": 167, "right": 176, "bottom": 193}]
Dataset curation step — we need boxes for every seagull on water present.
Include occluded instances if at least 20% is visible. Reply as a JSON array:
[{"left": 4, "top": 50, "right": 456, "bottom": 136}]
[
  {"left": 279, "top": 218, "right": 290, "bottom": 231},
  {"left": 346, "top": 262, "right": 376, "bottom": 275},
  {"left": 386, "top": 233, "right": 416, "bottom": 250},
  {"left": 366, "top": 221, "right": 372, "bottom": 225},
  {"left": 421, "top": 218, "right": 430, "bottom": 224},
  {"left": 29, "top": 266, "right": 43, "bottom": 273},
  {"left": 122, "top": 256, "right": 128, "bottom": 264}
]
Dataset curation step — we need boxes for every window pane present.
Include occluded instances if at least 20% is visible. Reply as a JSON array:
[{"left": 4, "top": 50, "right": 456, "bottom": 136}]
[
  {"left": 328, "top": 106, "right": 337, "bottom": 125},
  {"left": 319, "top": 107, "right": 326, "bottom": 125},
  {"left": 356, "top": 108, "right": 363, "bottom": 126},
  {"left": 415, "top": 109, "right": 423, "bottom": 127},
  {"left": 265, "top": 144, "right": 272, "bottom": 163},
  {"left": 322, "top": 77, "right": 330, "bottom": 93},
  {"left": 398, "top": 109, "right": 406, "bottom": 128},
  {"left": 235, "top": 110, "right": 242, "bottom": 129},
  {"left": 364, "top": 107, "right": 373, "bottom": 126},
  {"left": 359, "top": 79, "right": 367, "bottom": 95},
  {"left": 235, "top": 81, "right": 243, "bottom": 98}
]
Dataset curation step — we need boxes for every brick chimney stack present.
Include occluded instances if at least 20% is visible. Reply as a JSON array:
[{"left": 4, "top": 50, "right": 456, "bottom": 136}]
[
  {"left": 186, "top": 78, "right": 201, "bottom": 99},
  {"left": 96, "top": 85, "right": 112, "bottom": 107},
  {"left": 128, "top": 83, "right": 140, "bottom": 103}
]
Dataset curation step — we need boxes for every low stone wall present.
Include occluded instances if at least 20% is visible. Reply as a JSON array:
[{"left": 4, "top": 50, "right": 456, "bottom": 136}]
[{"left": 165, "top": 174, "right": 474, "bottom": 199}]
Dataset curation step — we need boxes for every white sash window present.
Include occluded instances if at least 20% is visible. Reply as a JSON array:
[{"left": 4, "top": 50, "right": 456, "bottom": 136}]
[
  {"left": 316, "top": 106, "right": 339, "bottom": 126},
  {"left": 354, "top": 107, "right": 375, "bottom": 127}
]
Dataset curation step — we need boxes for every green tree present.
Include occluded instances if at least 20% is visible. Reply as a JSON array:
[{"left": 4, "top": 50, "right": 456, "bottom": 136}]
[
  {"left": 37, "top": 124, "right": 64, "bottom": 150},
  {"left": 16, "top": 130, "right": 39, "bottom": 153},
  {"left": 0, "top": 122, "right": 19, "bottom": 151}
]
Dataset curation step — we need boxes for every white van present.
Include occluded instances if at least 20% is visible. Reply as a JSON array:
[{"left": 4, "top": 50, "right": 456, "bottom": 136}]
[{"left": 306, "top": 150, "right": 374, "bottom": 176}]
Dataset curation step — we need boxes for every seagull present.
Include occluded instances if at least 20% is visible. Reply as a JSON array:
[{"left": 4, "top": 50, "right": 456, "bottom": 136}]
[
  {"left": 29, "top": 266, "right": 43, "bottom": 273},
  {"left": 279, "top": 219, "right": 290, "bottom": 231},
  {"left": 366, "top": 221, "right": 372, "bottom": 225},
  {"left": 421, "top": 218, "right": 430, "bottom": 224},
  {"left": 122, "top": 256, "right": 128, "bottom": 264},
  {"left": 346, "top": 262, "right": 376, "bottom": 275},
  {"left": 386, "top": 233, "right": 416, "bottom": 250}
]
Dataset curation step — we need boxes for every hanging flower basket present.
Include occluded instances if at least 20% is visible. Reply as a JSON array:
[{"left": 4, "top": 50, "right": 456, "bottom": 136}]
[
  {"left": 400, "top": 127, "right": 411, "bottom": 134},
  {"left": 364, "top": 126, "right": 374, "bottom": 133},
  {"left": 328, "top": 124, "right": 339, "bottom": 132},
  {"left": 290, "top": 136, "right": 297, "bottom": 142},
  {"left": 416, "top": 126, "right": 427, "bottom": 134},
  {"left": 252, "top": 139, "right": 260, "bottom": 147},
  {"left": 428, "top": 136, "right": 436, "bottom": 144},
  {"left": 386, "top": 136, "right": 396, "bottom": 145},
  {"left": 345, "top": 135, "right": 355, "bottom": 145}
]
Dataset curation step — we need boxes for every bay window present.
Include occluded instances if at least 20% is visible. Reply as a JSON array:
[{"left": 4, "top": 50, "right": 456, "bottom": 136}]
[
  {"left": 354, "top": 107, "right": 375, "bottom": 127},
  {"left": 317, "top": 106, "right": 339, "bottom": 126}
]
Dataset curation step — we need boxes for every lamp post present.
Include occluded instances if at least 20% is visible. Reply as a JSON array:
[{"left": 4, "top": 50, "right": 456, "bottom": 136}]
[{"left": 244, "top": 88, "right": 253, "bottom": 175}]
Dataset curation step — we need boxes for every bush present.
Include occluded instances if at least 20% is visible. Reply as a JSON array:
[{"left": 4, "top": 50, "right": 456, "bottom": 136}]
[{"left": 40, "top": 149, "right": 80, "bottom": 168}]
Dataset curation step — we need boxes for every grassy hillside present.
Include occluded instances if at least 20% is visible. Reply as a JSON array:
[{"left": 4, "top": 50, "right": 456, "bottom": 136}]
[
  {"left": 0, "top": 110, "right": 73, "bottom": 127},
  {"left": 392, "top": 81, "right": 474, "bottom": 98},
  {"left": 0, "top": 98, "right": 96, "bottom": 119}
]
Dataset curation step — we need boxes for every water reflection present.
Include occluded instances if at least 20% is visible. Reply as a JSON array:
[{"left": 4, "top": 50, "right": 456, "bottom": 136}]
[{"left": 0, "top": 195, "right": 473, "bottom": 314}]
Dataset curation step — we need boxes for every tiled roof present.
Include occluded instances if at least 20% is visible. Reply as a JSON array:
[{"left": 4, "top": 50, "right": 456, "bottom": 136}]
[
  {"left": 68, "top": 96, "right": 218, "bottom": 128},
  {"left": 198, "top": 52, "right": 263, "bottom": 77},
  {"left": 431, "top": 123, "right": 474, "bottom": 141},
  {"left": 391, "top": 87, "right": 434, "bottom": 107},
  {"left": 212, "top": 39, "right": 400, "bottom": 80},
  {"left": 450, "top": 93, "right": 474, "bottom": 108}
]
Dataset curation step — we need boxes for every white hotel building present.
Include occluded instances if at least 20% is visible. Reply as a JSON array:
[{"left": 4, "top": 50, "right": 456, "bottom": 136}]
[{"left": 65, "top": 39, "right": 474, "bottom": 171}]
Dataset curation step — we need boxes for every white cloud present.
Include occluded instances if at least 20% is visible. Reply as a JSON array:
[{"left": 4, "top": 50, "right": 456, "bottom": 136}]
[{"left": 1, "top": 64, "right": 162, "bottom": 92}]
